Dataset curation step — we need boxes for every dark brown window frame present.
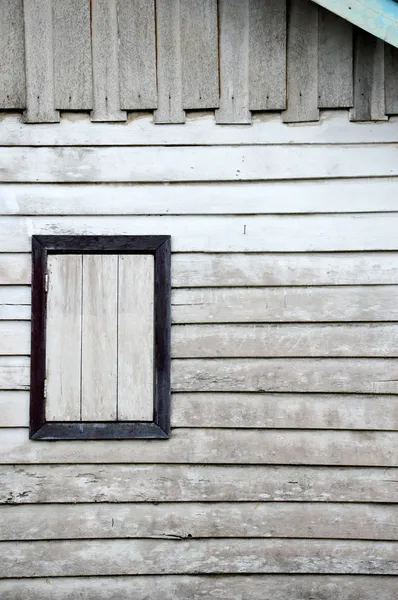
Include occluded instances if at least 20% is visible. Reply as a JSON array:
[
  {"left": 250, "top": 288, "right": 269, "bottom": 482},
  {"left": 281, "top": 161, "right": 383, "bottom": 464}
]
[{"left": 30, "top": 235, "right": 171, "bottom": 441}]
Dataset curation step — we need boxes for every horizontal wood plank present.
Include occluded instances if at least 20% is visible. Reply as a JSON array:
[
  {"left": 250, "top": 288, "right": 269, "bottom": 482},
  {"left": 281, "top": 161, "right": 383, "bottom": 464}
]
[
  {"left": 5, "top": 214, "right": 398, "bottom": 252},
  {"left": 5, "top": 252, "right": 398, "bottom": 288},
  {"left": 172, "top": 393, "right": 398, "bottom": 430},
  {"left": 1, "top": 113, "right": 398, "bottom": 145},
  {"left": 0, "top": 428, "right": 397, "bottom": 465},
  {"left": 8, "top": 322, "right": 398, "bottom": 358},
  {"left": 172, "top": 323, "right": 398, "bottom": 357},
  {"left": 0, "top": 145, "right": 398, "bottom": 183},
  {"left": 0, "top": 539, "right": 397, "bottom": 577},
  {"left": 3, "top": 391, "right": 398, "bottom": 431},
  {"left": 0, "top": 575, "right": 396, "bottom": 600},
  {"left": 173, "top": 358, "right": 398, "bottom": 394},
  {"left": 2, "top": 464, "right": 397, "bottom": 503},
  {"left": 1, "top": 502, "right": 396, "bottom": 541},
  {"left": 0, "top": 357, "right": 29, "bottom": 390},
  {"left": 3, "top": 179, "right": 398, "bottom": 215},
  {"left": 172, "top": 286, "right": 398, "bottom": 322},
  {"left": 4, "top": 284, "right": 398, "bottom": 322}
]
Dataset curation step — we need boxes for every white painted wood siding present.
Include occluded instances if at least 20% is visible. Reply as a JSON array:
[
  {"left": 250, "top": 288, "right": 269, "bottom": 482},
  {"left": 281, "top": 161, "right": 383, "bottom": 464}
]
[{"left": 1, "top": 112, "right": 398, "bottom": 596}]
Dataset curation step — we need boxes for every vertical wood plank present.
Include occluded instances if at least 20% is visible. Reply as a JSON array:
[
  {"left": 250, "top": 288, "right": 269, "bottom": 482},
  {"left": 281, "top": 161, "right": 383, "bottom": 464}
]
[
  {"left": 351, "top": 28, "right": 387, "bottom": 121},
  {"left": 91, "top": 0, "right": 126, "bottom": 121},
  {"left": 318, "top": 7, "right": 353, "bottom": 108},
  {"left": 249, "top": 0, "right": 286, "bottom": 110},
  {"left": 53, "top": 0, "right": 92, "bottom": 110},
  {"left": 385, "top": 43, "right": 398, "bottom": 114},
  {"left": 118, "top": 0, "right": 157, "bottom": 110},
  {"left": 283, "top": 0, "right": 319, "bottom": 123},
  {"left": 180, "top": 0, "right": 219, "bottom": 109},
  {"left": 118, "top": 255, "right": 154, "bottom": 421},
  {"left": 216, "top": 0, "right": 250, "bottom": 124},
  {"left": 45, "top": 255, "right": 82, "bottom": 422},
  {"left": 23, "top": 0, "right": 59, "bottom": 123},
  {"left": 81, "top": 255, "right": 118, "bottom": 421},
  {"left": 154, "top": 0, "right": 185, "bottom": 123},
  {"left": 0, "top": 0, "right": 25, "bottom": 109}
]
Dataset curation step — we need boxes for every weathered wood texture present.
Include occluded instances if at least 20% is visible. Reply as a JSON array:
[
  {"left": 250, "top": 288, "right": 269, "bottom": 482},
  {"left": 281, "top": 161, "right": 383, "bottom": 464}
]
[
  {"left": 118, "top": 0, "right": 157, "bottom": 110},
  {"left": 1, "top": 502, "right": 396, "bottom": 540},
  {"left": 3, "top": 390, "right": 398, "bottom": 431},
  {"left": 52, "top": 0, "right": 92, "bottom": 110},
  {"left": 283, "top": 0, "right": 319, "bottom": 122},
  {"left": 1, "top": 1, "right": 397, "bottom": 121},
  {"left": 0, "top": 0, "right": 25, "bottom": 108},
  {"left": 1, "top": 428, "right": 398, "bottom": 465},
  {"left": 2, "top": 465, "right": 398, "bottom": 503},
  {"left": 0, "top": 576, "right": 397, "bottom": 600},
  {"left": 45, "top": 255, "right": 82, "bottom": 421},
  {"left": 1, "top": 539, "right": 397, "bottom": 577},
  {"left": 23, "top": 0, "right": 59, "bottom": 123}
]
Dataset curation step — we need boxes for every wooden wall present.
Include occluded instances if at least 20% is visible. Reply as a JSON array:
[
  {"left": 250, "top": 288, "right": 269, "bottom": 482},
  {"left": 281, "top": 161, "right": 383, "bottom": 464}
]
[
  {"left": 1, "top": 0, "right": 398, "bottom": 123},
  {"left": 0, "top": 109, "right": 398, "bottom": 597}
]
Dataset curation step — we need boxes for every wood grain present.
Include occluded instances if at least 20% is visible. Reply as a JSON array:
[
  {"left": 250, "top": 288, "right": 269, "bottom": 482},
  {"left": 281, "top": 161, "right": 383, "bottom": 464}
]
[
  {"left": 23, "top": 0, "right": 59, "bottom": 122},
  {"left": 181, "top": 0, "right": 219, "bottom": 109},
  {"left": 4, "top": 179, "right": 398, "bottom": 215},
  {"left": 53, "top": 0, "right": 92, "bottom": 110},
  {"left": 0, "top": 0, "right": 25, "bottom": 108},
  {"left": 1, "top": 145, "right": 397, "bottom": 184},
  {"left": 81, "top": 255, "right": 118, "bottom": 421},
  {"left": 6, "top": 213, "right": 398, "bottom": 253},
  {"left": 172, "top": 358, "right": 398, "bottom": 394},
  {"left": 385, "top": 43, "right": 398, "bottom": 114},
  {"left": 216, "top": 0, "right": 250, "bottom": 123},
  {"left": 318, "top": 8, "right": 353, "bottom": 108},
  {"left": 172, "top": 323, "right": 398, "bottom": 357},
  {"left": 0, "top": 538, "right": 397, "bottom": 577},
  {"left": 118, "top": 0, "right": 157, "bottom": 109},
  {"left": 283, "top": 0, "right": 319, "bottom": 122},
  {"left": 91, "top": 0, "right": 126, "bottom": 121},
  {"left": 2, "top": 113, "right": 398, "bottom": 146},
  {"left": 2, "top": 464, "right": 397, "bottom": 503},
  {"left": 2, "top": 502, "right": 396, "bottom": 541},
  {"left": 249, "top": 0, "right": 286, "bottom": 110},
  {"left": 0, "top": 576, "right": 396, "bottom": 600},
  {"left": 154, "top": 0, "right": 185, "bottom": 123},
  {"left": 351, "top": 29, "right": 387, "bottom": 121},
  {"left": 172, "top": 286, "right": 398, "bottom": 323},
  {"left": 0, "top": 357, "right": 29, "bottom": 390},
  {"left": 1, "top": 428, "right": 397, "bottom": 465},
  {"left": 118, "top": 255, "right": 154, "bottom": 421},
  {"left": 5, "top": 252, "right": 398, "bottom": 288}
]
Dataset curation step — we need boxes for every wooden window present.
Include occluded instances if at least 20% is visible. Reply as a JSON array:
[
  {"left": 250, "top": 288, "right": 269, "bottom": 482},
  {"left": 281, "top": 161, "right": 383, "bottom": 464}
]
[{"left": 30, "top": 235, "right": 171, "bottom": 440}]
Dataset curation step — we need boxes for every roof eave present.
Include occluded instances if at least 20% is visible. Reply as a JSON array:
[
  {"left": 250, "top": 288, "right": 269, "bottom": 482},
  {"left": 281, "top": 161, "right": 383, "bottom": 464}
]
[{"left": 312, "top": 0, "right": 398, "bottom": 48}]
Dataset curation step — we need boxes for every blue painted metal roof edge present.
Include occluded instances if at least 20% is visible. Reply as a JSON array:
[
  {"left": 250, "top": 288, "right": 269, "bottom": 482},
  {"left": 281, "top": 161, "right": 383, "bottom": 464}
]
[{"left": 312, "top": 0, "right": 398, "bottom": 47}]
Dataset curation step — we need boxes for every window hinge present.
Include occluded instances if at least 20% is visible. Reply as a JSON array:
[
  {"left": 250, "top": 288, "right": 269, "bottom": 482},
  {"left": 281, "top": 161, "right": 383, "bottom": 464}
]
[
  {"left": 44, "top": 273, "right": 48, "bottom": 293},
  {"left": 43, "top": 379, "right": 47, "bottom": 399}
]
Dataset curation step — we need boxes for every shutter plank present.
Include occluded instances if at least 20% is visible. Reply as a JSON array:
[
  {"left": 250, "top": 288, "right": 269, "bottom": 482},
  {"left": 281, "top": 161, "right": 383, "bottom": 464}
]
[
  {"left": 385, "top": 43, "right": 398, "bottom": 114},
  {"left": 318, "top": 8, "right": 353, "bottom": 108},
  {"left": 216, "top": 0, "right": 250, "bottom": 124},
  {"left": 81, "top": 255, "right": 118, "bottom": 421},
  {"left": 154, "top": 0, "right": 185, "bottom": 123},
  {"left": 91, "top": 0, "right": 126, "bottom": 121},
  {"left": 283, "top": 0, "right": 319, "bottom": 123},
  {"left": 249, "top": 0, "right": 286, "bottom": 110},
  {"left": 45, "top": 255, "right": 82, "bottom": 421},
  {"left": 118, "top": 0, "right": 157, "bottom": 110},
  {"left": 351, "top": 28, "right": 387, "bottom": 121},
  {"left": 53, "top": 0, "right": 92, "bottom": 110},
  {"left": 180, "top": 0, "right": 219, "bottom": 109},
  {"left": 23, "top": 0, "right": 59, "bottom": 123},
  {"left": 0, "top": 0, "right": 25, "bottom": 108},
  {"left": 118, "top": 255, "right": 154, "bottom": 421}
]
